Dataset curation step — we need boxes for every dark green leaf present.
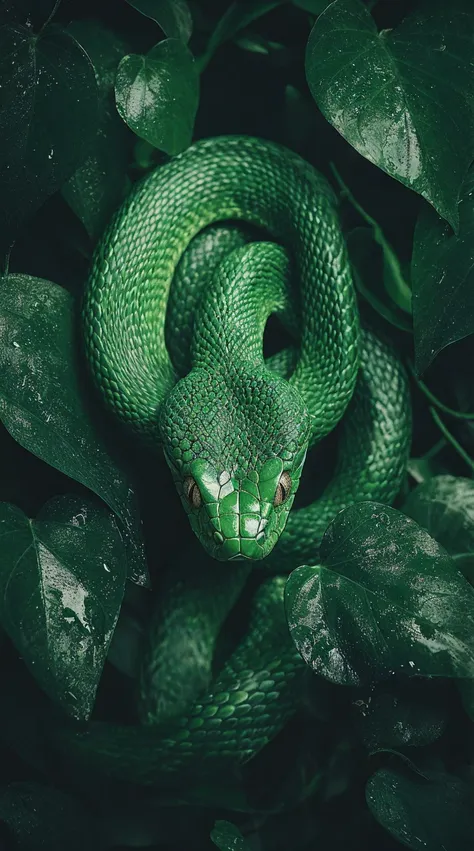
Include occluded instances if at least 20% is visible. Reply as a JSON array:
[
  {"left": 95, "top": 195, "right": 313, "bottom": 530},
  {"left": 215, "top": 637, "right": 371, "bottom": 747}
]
[
  {"left": 210, "top": 820, "right": 251, "bottom": 851},
  {"left": 0, "top": 783, "right": 99, "bottom": 851},
  {"left": 0, "top": 274, "right": 147, "bottom": 585},
  {"left": 347, "top": 228, "right": 412, "bottom": 332},
  {"left": 406, "top": 457, "right": 447, "bottom": 486},
  {"left": 352, "top": 680, "right": 448, "bottom": 750},
  {"left": 126, "top": 0, "right": 193, "bottom": 43},
  {"left": 293, "top": 1, "right": 333, "bottom": 13},
  {"left": 366, "top": 767, "right": 472, "bottom": 851},
  {"left": 0, "top": 24, "right": 98, "bottom": 254},
  {"left": 198, "top": 1, "right": 284, "bottom": 70},
  {"left": 332, "top": 166, "right": 412, "bottom": 316},
  {"left": 306, "top": 0, "right": 474, "bottom": 230},
  {"left": 458, "top": 678, "right": 474, "bottom": 721},
  {"left": 403, "top": 475, "right": 474, "bottom": 557},
  {"left": 411, "top": 165, "right": 474, "bottom": 374},
  {"left": 61, "top": 107, "right": 130, "bottom": 241},
  {"left": 115, "top": 38, "right": 199, "bottom": 155},
  {"left": 0, "top": 495, "right": 127, "bottom": 718},
  {"left": 63, "top": 22, "right": 132, "bottom": 240},
  {"left": 285, "top": 503, "right": 474, "bottom": 686}
]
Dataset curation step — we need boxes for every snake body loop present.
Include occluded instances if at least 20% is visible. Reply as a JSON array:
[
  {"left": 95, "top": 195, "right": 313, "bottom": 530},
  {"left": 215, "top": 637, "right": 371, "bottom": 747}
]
[{"left": 60, "top": 137, "right": 412, "bottom": 784}]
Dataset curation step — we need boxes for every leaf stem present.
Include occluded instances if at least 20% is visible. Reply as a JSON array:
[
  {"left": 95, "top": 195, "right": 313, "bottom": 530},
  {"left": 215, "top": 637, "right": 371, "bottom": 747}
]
[
  {"left": 330, "top": 163, "right": 412, "bottom": 314},
  {"left": 39, "top": 0, "right": 61, "bottom": 34},
  {"left": 429, "top": 408, "right": 474, "bottom": 475},
  {"left": 422, "top": 438, "right": 447, "bottom": 461},
  {"left": 408, "top": 362, "right": 474, "bottom": 420}
]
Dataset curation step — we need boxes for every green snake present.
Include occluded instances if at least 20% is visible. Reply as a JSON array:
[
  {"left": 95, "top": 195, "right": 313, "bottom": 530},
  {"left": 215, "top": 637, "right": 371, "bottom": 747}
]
[{"left": 53, "top": 137, "right": 411, "bottom": 785}]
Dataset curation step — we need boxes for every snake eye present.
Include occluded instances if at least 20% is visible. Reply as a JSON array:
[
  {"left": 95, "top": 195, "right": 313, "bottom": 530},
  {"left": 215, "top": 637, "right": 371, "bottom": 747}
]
[
  {"left": 183, "top": 476, "right": 202, "bottom": 508},
  {"left": 274, "top": 470, "right": 292, "bottom": 507}
]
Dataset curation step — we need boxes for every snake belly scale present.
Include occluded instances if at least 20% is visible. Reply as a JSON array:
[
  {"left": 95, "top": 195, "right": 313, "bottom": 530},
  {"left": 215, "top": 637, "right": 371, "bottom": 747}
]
[{"left": 55, "top": 137, "right": 411, "bottom": 784}]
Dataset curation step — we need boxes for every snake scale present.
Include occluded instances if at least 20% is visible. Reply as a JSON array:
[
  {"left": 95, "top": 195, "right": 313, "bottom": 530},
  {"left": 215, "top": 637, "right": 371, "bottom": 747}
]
[{"left": 52, "top": 137, "right": 411, "bottom": 785}]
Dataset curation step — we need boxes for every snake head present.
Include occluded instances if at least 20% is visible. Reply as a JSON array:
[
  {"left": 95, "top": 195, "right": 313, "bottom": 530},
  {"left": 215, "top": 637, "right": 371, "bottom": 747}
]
[{"left": 159, "top": 368, "right": 310, "bottom": 561}]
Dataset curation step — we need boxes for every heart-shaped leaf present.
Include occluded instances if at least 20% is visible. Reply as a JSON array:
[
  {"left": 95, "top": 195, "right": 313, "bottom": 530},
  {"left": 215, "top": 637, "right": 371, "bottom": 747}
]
[
  {"left": 115, "top": 38, "right": 199, "bottom": 155},
  {"left": 0, "top": 274, "right": 147, "bottom": 585},
  {"left": 0, "top": 24, "right": 98, "bottom": 254},
  {"left": 63, "top": 22, "right": 132, "bottom": 241},
  {"left": 411, "top": 165, "right": 474, "bottom": 374},
  {"left": 285, "top": 503, "right": 474, "bottom": 686},
  {"left": 211, "top": 820, "right": 251, "bottom": 851},
  {"left": 0, "top": 495, "right": 127, "bottom": 719},
  {"left": 366, "top": 767, "right": 472, "bottom": 851},
  {"left": 0, "top": 782, "right": 98, "bottom": 851},
  {"left": 403, "top": 475, "right": 474, "bottom": 556},
  {"left": 351, "top": 680, "right": 448, "bottom": 751},
  {"left": 306, "top": 0, "right": 474, "bottom": 230},
  {"left": 126, "top": 0, "right": 193, "bottom": 43}
]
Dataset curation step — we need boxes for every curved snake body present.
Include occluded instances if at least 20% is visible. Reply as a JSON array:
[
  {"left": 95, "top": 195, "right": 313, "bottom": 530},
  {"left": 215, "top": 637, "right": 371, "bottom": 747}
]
[{"left": 55, "top": 137, "right": 411, "bottom": 783}]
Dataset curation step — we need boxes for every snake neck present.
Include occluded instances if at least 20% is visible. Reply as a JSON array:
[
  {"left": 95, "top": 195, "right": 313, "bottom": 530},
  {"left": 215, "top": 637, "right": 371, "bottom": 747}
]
[
  {"left": 191, "top": 242, "right": 290, "bottom": 370},
  {"left": 159, "top": 241, "right": 311, "bottom": 561}
]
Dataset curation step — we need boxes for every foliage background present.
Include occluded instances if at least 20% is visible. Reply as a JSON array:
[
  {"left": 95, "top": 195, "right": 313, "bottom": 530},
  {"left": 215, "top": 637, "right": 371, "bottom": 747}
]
[{"left": 0, "top": 0, "right": 473, "bottom": 849}]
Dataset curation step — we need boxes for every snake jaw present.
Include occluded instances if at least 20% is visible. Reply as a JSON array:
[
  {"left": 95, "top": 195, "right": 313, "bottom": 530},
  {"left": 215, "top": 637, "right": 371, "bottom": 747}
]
[{"left": 163, "top": 454, "right": 305, "bottom": 561}]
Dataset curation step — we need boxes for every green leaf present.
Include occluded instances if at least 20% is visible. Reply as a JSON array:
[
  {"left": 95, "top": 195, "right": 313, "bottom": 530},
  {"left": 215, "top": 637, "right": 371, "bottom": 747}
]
[
  {"left": 285, "top": 503, "right": 474, "bottom": 686},
  {"left": 366, "top": 767, "right": 472, "bottom": 851},
  {"left": 352, "top": 680, "right": 448, "bottom": 750},
  {"left": 458, "top": 678, "right": 474, "bottom": 721},
  {"left": 403, "top": 475, "right": 474, "bottom": 557},
  {"left": 198, "top": 1, "right": 284, "bottom": 71},
  {"left": 411, "top": 165, "right": 474, "bottom": 374},
  {"left": 306, "top": 0, "right": 474, "bottom": 230},
  {"left": 0, "top": 274, "right": 147, "bottom": 586},
  {"left": 115, "top": 38, "right": 199, "bottom": 156},
  {"left": 347, "top": 228, "right": 412, "bottom": 332},
  {"left": 211, "top": 820, "right": 251, "bottom": 851},
  {"left": 293, "top": 0, "right": 332, "bottom": 13},
  {"left": 0, "top": 24, "right": 98, "bottom": 254},
  {"left": 331, "top": 166, "right": 412, "bottom": 315},
  {"left": 0, "top": 495, "right": 127, "bottom": 719},
  {"left": 63, "top": 22, "right": 132, "bottom": 241},
  {"left": 126, "top": 0, "right": 193, "bottom": 43},
  {"left": 0, "top": 782, "right": 98, "bottom": 851}
]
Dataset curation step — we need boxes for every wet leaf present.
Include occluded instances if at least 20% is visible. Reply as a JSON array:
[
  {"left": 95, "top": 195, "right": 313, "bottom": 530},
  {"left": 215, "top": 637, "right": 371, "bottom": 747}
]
[
  {"left": 285, "top": 503, "right": 474, "bottom": 686},
  {"left": 458, "top": 678, "right": 474, "bottom": 721},
  {"left": 306, "top": 0, "right": 474, "bottom": 230},
  {"left": 0, "top": 495, "right": 127, "bottom": 719},
  {"left": 0, "top": 274, "right": 147, "bottom": 585},
  {"left": 199, "top": 1, "right": 284, "bottom": 70},
  {"left": 0, "top": 23, "right": 98, "bottom": 254},
  {"left": 0, "top": 782, "right": 98, "bottom": 851},
  {"left": 115, "top": 38, "right": 199, "bottom": 155},
  {"left": 211, "top": 820, "right": 251, "bottom": 851},
  {"left": 352, "top": 680, "right": 448, "bottom": 750},
  {"left": 63, "top": 22, "right": 132, "bottom": 241},
  {"left": 126, "top": 0, "right": 193, "bottom": 43},
  {"left": 411, "top": 165, "right": 474, "bottom": 374},
  {"left": 347, "top": 228, "right": 412, "bottom": 332},
  {"left": 403, "top": 475, "right": 474, "bottom": 557},
  {"left": 366, "top": 767, "right": 472, "bottom": 851}
]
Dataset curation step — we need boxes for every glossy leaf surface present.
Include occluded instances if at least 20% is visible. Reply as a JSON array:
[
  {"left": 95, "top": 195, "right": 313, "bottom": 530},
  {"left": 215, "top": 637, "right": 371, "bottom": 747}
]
[
  {"left": 0, "top": 274, "right": 146, "bottom": 584},
  {"left": 0, "top": 496, "right": 127, "bottom": 718},
  {"left": 115, "top": 38, "right": 199, "bottom": 155},
  {"left": 411, "top": 166, "right": 474, "bottom": 374},
  {"left": 306, "top": 0, "right": 474, "bottom": 230},
  {"left": 286, "top": 503, "right": 474, "bottom": 686},
  {"left": 0, "top": 24, "right": 98, "bottom": 252},
  {"left": 126, "top": 0, "right": 193, "bottom": 43},
  {"left": 366, "top": 767, "right": 472, "bottom": 851}
]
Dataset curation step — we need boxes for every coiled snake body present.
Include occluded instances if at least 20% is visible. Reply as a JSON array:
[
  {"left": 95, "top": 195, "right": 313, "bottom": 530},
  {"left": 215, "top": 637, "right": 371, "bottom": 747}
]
[{"left": 56, "top": 137, "right": 411, "bottom": 784}]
